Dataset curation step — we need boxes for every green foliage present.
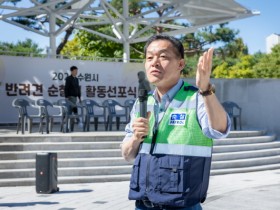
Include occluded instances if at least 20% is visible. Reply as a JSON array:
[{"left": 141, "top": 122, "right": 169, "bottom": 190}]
[
  {"left": 181, "top": 24, "right": 239, "bottom": 56},
  {"left": 213, "top": 55, "right": 259, "bottom": 78},
  {"left": 61, "top": 0, "right": 156, "bottom": 59},
  {"left": 0, "top": 39, "right": 43, "bottom": 56},
  {"left": 253, "top": 44, "right": 280, "bottom": 78},
  {"left": 212, "top": 44, "right": 280, "bottom": 79},
  {"left": 60, "top": 37, "right": 82, "bottom": 57},
  {"left": 217, "top": 38, "right": 248, "bottom": 60},
  {"left": 182, "top": 55, "right": 199, "bottom": 77}
]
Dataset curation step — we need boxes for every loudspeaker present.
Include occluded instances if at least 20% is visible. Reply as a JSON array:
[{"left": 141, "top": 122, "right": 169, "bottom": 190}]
[{"left": 36, "top": 152, "right": 59, "bottom": 194}]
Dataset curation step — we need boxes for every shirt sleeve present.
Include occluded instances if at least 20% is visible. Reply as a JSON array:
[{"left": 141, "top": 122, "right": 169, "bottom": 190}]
[
  {"left": 197, "top": 93, "right": 231, "bottom": 139},
  {"left": 122, "top": 102, "right": 137, "bottom": 143}
]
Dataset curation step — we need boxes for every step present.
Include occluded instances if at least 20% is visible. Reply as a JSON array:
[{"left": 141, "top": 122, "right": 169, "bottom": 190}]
[
  {"left": 211, "top": 155, "right": 280, "bottom": 169},
  {"left": 0, "top": 149, "right": 122, "bottom": 160},
  {"left": 0, "top": 157, "right": 132, "bottom": 169},
  {"left": 0, "top": 165, "right": 132, "bottom": 179},
  {"left": 226, "top": 130, "right": 266, "bottom": 138},
  {"left": 3, "top": 135, "right": 275, "bottom": 152},
  {"left": 0, "top": 141, "right": 122, "bottom": 151},
  {"left": 0, "top": 133, "right": 124, "bottom": 143},
  {"left": 213, "top": 141, "right": 280, "bottom": 153},
  {"left": 0, "top": 130, "right": 266, "bottom": 143},
  {"left": 212, "top": 148, "right": 280, "bottom": 161},
  {"left": 0, "top": 129, "right": 278, "bottom": 187},
  {"left": 211, "top": 163, "right": 280, "bottom": 175},
  {"left": 213, "top": 135, "right": 276, "bottom": 146}
]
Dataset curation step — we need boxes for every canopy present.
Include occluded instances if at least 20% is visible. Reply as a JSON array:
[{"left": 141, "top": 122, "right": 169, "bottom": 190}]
[{"left": 0, "top": 0, "right": 259, "bottom": 61}]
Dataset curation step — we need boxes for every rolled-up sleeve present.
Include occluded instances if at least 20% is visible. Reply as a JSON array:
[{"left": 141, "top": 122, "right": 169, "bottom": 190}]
[
  {"left": 197, "top": 94, "right": 231, "bottom": 139},
  {"left": 122, "top": 102, "right": 137, "bottom": 143}
]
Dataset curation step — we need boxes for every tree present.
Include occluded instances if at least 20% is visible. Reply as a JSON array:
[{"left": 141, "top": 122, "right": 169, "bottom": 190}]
[
  {"left": 8, "top": 0, "right": 75, "bottom": 55},
  {"left": 181, "top": 24, "right": 240, "bottom": 56},
  {"left": 215, "top": 37, "right": 248, "bottom": 61},
  {"left": 181, "top": 25, "right": 248, "bottom": 77},
  {"left": 60, "top": 37, "right": 83, "bottom": 58},
  {"left": 253, "top": 44, "right": 280, "bottom": 78},
  {"left": 61, "top": 0, "right": 174, "bottom": 60},
  {"left": 213, "top": 55, "right": 256, "bottom": 78},
  {"left": 0, "top": 39, "right": 43, "bottom": 56}
]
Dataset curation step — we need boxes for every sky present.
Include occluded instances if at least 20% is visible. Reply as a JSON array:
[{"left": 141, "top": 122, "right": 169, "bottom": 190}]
[{"left": 0, "top": 0, "right": 279, "bottom": 55}]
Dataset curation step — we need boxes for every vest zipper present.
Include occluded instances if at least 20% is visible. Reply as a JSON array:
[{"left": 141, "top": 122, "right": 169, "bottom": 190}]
[
  {"left": 145, "top": 154, "right": 151, "bottom": 193},
  {"left": 149, "top": 129, "right": 158, "bottom": 154},
  {"left": 146, "top": 129, "right": 158, "bottom": 193}
]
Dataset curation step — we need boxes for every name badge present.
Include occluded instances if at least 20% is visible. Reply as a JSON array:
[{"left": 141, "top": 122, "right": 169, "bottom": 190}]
[{"left": 169, "top": 113, "right": 187, "bottom": 125}]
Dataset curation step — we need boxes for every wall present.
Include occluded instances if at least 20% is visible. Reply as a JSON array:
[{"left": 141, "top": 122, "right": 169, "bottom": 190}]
[
  {"left": 184, "top": 78, "right": 280, "bottom": 138},
  {"left": 0, "top": 56, "right": 144, "bottom": 123},
  {"left": 1, "top": 55, "right": 279, "bottom": 137}
]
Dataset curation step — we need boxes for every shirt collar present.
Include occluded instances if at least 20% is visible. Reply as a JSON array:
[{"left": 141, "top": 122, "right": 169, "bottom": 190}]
[{"left": 153, "top": 79, "right": 184, "bottom": 103}]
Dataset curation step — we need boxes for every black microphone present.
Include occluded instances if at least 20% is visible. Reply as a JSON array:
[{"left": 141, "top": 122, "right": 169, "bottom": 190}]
[{"left": 138, "top": 89, "right": 148, "bottom": 118}]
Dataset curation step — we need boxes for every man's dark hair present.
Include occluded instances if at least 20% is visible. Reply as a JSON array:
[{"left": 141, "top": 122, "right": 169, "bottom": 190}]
[
  {"left": 144, "top": 34, "right": 184, "bottom": 59},
  {"left": 70, "top": 66, "right": 78, "bottom": 71}
]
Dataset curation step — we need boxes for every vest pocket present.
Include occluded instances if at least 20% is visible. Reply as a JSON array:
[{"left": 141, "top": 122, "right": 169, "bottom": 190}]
[
  {"left": 159, "top": 156, "right": 190, "bottom": 193},
  {"left": 129, "top": 155, "right": 141, "bottom": 190}
]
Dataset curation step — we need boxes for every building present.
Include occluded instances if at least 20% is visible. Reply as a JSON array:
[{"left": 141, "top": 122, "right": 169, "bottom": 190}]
[{"left": 266, "top": 33, "right": 280, "bottom": 53}]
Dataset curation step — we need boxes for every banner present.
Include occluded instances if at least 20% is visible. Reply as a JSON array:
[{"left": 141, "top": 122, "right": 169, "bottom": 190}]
[{"left": 0, "top": 56, "right": 145, "bottom": 123}]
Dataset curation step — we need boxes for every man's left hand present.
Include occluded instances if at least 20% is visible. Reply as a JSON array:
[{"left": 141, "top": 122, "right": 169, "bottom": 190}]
[{"left": 196, "top": 47, "right": 214, "bottom": 91}]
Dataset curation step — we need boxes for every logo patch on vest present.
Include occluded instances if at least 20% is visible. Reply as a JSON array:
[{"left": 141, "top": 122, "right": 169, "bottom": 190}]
[{"left": 169, "top": 113, "right": 187, "bottom": 125}]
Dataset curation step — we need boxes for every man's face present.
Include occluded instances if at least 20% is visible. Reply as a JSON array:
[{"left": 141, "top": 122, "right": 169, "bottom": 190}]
[
  {"left": 71, "top": 69, "right": 78, "bottom": 77},
  {"left": 145, "top": 40, "right": 184, "bottom": 90}
]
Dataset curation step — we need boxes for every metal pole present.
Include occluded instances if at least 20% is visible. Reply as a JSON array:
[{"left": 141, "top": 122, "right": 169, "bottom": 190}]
[
  {"left": 123, "top": 0, "right": 130, "bottom": 63},
  {"left": 49, "top": 1, "right": 56, "bottom": 58}
]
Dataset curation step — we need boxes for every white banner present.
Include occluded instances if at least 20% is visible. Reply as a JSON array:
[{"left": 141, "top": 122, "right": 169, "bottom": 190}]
[{"left": 0, "top": 56, "right": 145, "bottom": 123}]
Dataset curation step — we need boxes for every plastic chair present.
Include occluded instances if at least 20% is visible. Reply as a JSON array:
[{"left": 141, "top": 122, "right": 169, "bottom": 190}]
[
  {"left": 12, "top": 98, "right": 44, "bottom": 134},
  {"left": 102, "top": 99, "right": 127, "bottom": 131},
  {"left": 36, "top": 99, "right": 65, "bottom": 133},
  {"left": 124, "top": 99, "right": 135, "bottom": 123},
  {"left": 81, "top": 99, "right": 106, "bottom": 131},
  {"left": 222, "top": 101, "right": 242, "bottom": 130},
  {"left": 56, "top": 99, "right": 84, "bottom": 132}
]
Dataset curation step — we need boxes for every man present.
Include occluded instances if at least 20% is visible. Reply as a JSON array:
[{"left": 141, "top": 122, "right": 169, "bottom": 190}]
[
  {"left": 64, "top": 65, "right": 81, "bottom": 115},
  {"left": 121, "top": 34, "right": 230, "bottom": 210}
]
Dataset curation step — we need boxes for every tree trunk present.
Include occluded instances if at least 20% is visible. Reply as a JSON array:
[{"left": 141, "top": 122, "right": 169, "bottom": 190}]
[{"left": 56, "top": 26, "right": 74, "bottom": 55}]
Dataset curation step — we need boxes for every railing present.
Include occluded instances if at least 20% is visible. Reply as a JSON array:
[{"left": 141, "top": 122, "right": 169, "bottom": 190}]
[{"left": 0, "top": 51, "right": 144, "bottom": 63}]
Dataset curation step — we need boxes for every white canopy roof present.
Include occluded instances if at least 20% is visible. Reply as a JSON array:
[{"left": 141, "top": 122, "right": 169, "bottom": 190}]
[{"left": 0, "top": 0, "right": 259, "bottom": 61}]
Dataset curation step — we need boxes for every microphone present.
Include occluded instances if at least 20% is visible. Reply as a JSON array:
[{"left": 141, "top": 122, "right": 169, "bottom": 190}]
[
  {"left": 138, "top": 89, "right": 148, "bottom": 118},
  {"left": 138, "top": 89, "right": 148, "bottom": 140}
]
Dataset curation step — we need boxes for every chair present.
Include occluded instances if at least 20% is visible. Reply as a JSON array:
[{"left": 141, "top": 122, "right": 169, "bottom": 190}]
[
  {"left": 102, "top": 99, "right": 127, "bottom": 131},
  {"left": 56, "top": 99, "right": 84, "bottom": 132},
  {"left": 12, "top": 98, "right": 44, "bottom": 134},
  {"left": 36, "top": 99, "right": 65, "bottom": 133},
  {"left": 222, "top": 101, "right": 242, "bottom": 130},
  {"left": 124, "top": 99, "right": 135, "bottom": 123},
  {"left": 81, "top": 99, "right": 106, "bottom": 131}
]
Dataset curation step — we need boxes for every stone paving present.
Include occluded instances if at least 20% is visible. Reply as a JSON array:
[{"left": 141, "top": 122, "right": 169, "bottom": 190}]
[{"left": 0, "top": 169, "right": 279, "bottom": 210}]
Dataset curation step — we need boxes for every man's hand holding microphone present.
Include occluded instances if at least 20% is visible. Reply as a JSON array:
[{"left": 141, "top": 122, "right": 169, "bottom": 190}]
[
  {"left": 121, "top": 89, "right": 150, "bottom": 161},
  {"left": 132, "top": 89, "right": 150, "bottom": 141}
]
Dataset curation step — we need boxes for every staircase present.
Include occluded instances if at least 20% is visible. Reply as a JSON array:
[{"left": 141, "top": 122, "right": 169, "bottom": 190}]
[
  {"left": 211, "top": 130, "right": 280, "bottom": 175},
  {"left": 0, "top": 130, "right": 280, "bottom": 187}
]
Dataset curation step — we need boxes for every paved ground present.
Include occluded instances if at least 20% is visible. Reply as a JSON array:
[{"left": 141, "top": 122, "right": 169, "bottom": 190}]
[
  {"left": 0, "top": 169, "right": 279, "bottom": 210},
  {"left": 1, "top": 126, "right": 280, "bottom": 209}
]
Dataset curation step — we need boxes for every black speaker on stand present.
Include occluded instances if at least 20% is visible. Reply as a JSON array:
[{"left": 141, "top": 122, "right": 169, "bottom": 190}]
[{"left": 36, "top": 152, "right": 59, "bottom": 193}]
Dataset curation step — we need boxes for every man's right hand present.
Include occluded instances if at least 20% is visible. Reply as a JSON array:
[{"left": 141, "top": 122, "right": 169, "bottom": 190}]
[
  {"left": 132, "top": 112, "right": 151, "bottom": 141},
  {"left": 121, "top": 112, "right": 151, "bottom": 162}
]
